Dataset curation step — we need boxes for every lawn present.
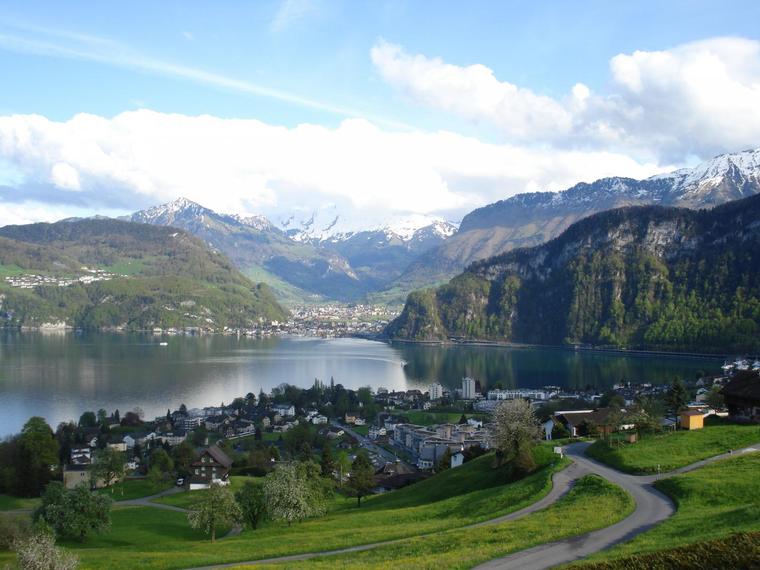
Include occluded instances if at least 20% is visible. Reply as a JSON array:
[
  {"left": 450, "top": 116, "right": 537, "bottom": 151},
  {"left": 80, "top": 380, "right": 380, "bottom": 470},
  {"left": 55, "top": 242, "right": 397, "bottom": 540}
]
[
  {"left": 0, "top": 495, "right": 39, "bottom": 511},
  {"left": 98, "top": 478, "right": 173, "bottom": 502},
  {"left": 402, "top": 410, "right": 486, "bottom": 427},
  {"left": 350, "top": 424, "right": 369, "bottom": 436},
  {"left": 248, "top": 475, "right": 634, "bottom": 570},
  {"left": 575, "top": 452, "right": 760, "bottom": 566},
  {"left": 585, "top": 422, "right": 760, "bottom": 474},
  {"left": 152, "top": 477, "right": 254, "bottom": 510},
  {"left": 40, "top": 448, "right": 568, "bottom": 569}
]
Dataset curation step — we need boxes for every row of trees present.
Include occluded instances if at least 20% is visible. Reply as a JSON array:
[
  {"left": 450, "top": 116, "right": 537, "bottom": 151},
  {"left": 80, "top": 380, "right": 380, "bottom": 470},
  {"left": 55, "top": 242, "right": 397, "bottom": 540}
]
[{"left": 188, "top": 453, "right": 376, "bottom": 542}]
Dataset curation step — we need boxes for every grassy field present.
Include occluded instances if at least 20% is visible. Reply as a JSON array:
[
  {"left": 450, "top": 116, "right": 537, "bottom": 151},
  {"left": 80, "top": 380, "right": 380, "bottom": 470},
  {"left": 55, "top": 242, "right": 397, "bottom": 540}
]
[
  {"left": 0, "top": 448, "right": 568, "bottom": 569},
  {"left": 576, "top": 452, "right": 760, "bottom": 565},
  {"left": 0, "top": 495, "right": 40, "bottom": 511},
  {"left": 247, "top": 475, "right": 634, "bottom": 570},
  {"left": 401, "top": 410, "right": 486, "bottom": 427},
  {"left": 350, "top": 424, "right": 369, "bottom": 436},
  {"left": 98, "top": 479, "right": 173, "bottom": 502},
  {"left": 152, "top": 477, "right": 254, "bottom": 510},
  {"left": 585, "top": 422, "right": 760, "bottom": 474}
]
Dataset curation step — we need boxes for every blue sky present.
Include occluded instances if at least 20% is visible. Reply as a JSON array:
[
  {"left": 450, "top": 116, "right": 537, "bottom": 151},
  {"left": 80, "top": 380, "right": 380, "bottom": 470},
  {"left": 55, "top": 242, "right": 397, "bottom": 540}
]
[{"left": 0, "top": 0, "right": 759, "bottom": 228}]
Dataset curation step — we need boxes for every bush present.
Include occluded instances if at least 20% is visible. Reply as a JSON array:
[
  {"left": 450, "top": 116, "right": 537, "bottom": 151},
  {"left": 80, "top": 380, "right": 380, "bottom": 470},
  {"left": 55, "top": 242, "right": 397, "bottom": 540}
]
[
  {"left": 576, "top": 531, "right": 760, "bottom": 569},
  {"left": 12, "top": 529, "right": 79, "bottom": 570}
]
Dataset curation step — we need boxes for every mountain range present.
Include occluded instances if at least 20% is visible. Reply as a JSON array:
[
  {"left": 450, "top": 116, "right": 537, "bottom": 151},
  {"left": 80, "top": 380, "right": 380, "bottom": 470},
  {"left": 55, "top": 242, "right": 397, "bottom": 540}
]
[
  {"left": 380, "top": 148, "right": 760, "bottom": 301},
  {"left": 0, "top": 219, "right": 286, "bottom": 330},
  {"left": 126, "top": 198, "right": 456, "bottom": 303},
  {"left": 386, "top": 191, "right": 760, "bottom": 353},
  {"left": 119, "top": 148, "right": 760, "bottom": 305}
]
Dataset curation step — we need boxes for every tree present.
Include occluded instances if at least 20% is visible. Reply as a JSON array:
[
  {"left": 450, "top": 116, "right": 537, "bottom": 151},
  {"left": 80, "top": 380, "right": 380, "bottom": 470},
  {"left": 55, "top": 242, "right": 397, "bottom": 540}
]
[
  {"left": 121, "top": 411, "right": 142, "bottom": 427},
  {"left": 78, "top": 412, "right": 97, "bottom": 428},
  {"left": 346, "top": 451, "right": 374, "bottom": 507},
  {"left": 492, "top": 399, "right": 542, "bottom": 475},
  {"left": 704, "top": 385, "right": 725, "bottom": 410},
  {"left": 262, "top": 463, "right": 326, "bottom": 525},
  {"left": 172, "top": 442, "right": 197, "bottom": 479},
  {"left": 36, "top": 482, "right": 111, "bottom": 542},
  {"left": 90, "top": 447, "right": 125, "bottom": 492},
  {"left": 192, "top": 426, "right": 208, "bottom": 447},
  {"left": 600, "top": 390, "right": 625, "bottom": 409},
  {"left": 149, "top": 448, "right": 174, "bottom": 474},
  {"left": 18, "top": 417, "right": 59, "bottom": 497},
  {"left": 320, "top": 441, "right": 336, "bottom": 478},
  {"left": 666, "top": 377, "right": 690, "bottom": 415},
  {"left": 12, "top": 529, "right": 79, "bottom": 570},
  {"left": 187, "top": 483, "right": 242, "bottom": 542},
  {"left": 235, "top": 481, "right": 266, "bottom": 530},
  {"left": 458, "top": 414, "right": 468, "bottom": 425},
  {"left": 336, "top": 451, "right": 351, "bottom": 486}
]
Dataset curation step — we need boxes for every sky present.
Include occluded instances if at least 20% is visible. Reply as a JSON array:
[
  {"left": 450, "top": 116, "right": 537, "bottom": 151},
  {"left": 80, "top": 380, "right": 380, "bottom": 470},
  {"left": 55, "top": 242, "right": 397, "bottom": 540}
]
[{"left": 0, "top": 0, "right": 759, "bottom": 229}]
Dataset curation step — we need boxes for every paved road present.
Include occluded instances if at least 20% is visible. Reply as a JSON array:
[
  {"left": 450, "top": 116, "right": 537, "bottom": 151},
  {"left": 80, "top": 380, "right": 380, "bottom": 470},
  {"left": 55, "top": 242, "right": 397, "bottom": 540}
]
[
  {"left": 332, "top": 421, "right": 413, "bottom": 470},
  {"left": 186, "top": 441, "right": 760, "bottom": 570},
  {"left": 116, "top": 486, "right": 188, "bottom": 513},
  {"left": 475, "top": 441, "right": 760, "bottom": 570}
]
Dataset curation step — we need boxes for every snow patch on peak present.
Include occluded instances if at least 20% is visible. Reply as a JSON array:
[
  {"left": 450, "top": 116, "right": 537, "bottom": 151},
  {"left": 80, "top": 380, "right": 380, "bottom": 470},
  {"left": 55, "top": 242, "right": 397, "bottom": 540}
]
[
  {"left": 650, "top": 148, "right": 760, "bottom": 189},
  {"left": 230, "top": 214, "right": 272, "bottom": 231}
]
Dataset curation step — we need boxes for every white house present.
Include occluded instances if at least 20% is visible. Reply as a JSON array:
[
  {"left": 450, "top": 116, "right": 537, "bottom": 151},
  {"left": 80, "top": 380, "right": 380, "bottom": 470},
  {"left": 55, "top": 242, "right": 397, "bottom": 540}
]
[
  {"left": 429, "top": 383, "right": 444, "bottom": 400},
  {"left": 451, "top": 452, "right": 465, "bottom": 469},
  {"left": 272, "top": 404, "right": 296, "bottom": 417},
  {"left": 368, "top": 426, "right": 387, "bottom": 439}
]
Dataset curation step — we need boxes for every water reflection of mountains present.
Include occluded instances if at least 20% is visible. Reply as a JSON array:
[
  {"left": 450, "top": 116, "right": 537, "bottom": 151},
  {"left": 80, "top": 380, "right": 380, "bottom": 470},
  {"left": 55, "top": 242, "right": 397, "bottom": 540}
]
[{"left": 394, "top": 343, "right": 719, "bottom": 391}]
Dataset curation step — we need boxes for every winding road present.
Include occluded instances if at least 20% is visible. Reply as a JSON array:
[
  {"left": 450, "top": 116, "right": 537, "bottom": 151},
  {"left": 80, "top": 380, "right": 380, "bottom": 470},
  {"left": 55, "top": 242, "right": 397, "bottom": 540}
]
[
  {"left": 185, "top": 441, "right": 760, "bottom": 570},
  {"left": 475, "top": 441, "right": 760, "bottom": 570}
]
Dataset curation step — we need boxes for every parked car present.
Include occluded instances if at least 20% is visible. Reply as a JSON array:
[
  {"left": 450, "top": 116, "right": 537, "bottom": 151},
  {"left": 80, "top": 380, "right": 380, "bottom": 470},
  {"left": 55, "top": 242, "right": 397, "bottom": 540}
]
[{"left": 176, "top": 477, "right": 184, "bottom": 486}]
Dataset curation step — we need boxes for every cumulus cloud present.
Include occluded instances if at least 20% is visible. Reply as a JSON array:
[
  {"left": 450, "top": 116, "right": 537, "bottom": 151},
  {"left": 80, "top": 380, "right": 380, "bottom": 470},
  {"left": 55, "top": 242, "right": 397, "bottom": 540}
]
[
  {"left": 372, "top": 37, "right": 760, "bottom": 161},
  {"left": 0, "top": 110, "right": 666, "bottom": 227}
]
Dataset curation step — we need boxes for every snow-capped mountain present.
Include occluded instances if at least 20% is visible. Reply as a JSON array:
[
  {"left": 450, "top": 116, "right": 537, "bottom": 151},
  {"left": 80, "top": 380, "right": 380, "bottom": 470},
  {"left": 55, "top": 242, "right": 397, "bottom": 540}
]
[
  {"left": 380, "top": 148, "right": 760, "bottom": 304},
  {"left": 277, "top": 204, "right": 457, "bottom": 245},
  {"left": 127, "top": 198, "right": 457, "bottom": 303}
]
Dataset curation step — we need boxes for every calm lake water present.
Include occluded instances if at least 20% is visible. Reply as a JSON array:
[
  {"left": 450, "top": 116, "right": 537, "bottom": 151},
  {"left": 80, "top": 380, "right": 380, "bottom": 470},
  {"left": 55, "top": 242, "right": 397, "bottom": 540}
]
[{"left": 0, "top": 331, "right": 722, "bottom": 435}]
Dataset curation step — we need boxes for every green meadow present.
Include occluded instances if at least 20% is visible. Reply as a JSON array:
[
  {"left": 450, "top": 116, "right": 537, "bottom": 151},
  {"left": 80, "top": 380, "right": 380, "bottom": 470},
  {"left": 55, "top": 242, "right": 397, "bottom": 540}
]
[
  {"left": 1, "top": 448, "right": 567, "bottom": 569},
  {"left": 576, "top": 452, "right": 760, "bottom": 566},
  {"left": 585, "top": 422, "right": 760, "bottom": 474}
]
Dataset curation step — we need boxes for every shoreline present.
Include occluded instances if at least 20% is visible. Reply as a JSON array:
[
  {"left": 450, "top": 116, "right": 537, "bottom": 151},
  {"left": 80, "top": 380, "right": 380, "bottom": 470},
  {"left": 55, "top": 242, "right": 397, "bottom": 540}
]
[
  {"left": 1, "top": 325, "right": 736, "bottom": 360},
  {"left": 385, "top": 337, "right": 732, "bottom": 360}
]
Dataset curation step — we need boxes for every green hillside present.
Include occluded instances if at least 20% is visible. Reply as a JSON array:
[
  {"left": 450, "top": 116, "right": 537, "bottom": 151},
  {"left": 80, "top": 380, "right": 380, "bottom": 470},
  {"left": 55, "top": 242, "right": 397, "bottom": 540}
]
[{"left": 0, "top": 218, "right": 287, "bottom": 330}]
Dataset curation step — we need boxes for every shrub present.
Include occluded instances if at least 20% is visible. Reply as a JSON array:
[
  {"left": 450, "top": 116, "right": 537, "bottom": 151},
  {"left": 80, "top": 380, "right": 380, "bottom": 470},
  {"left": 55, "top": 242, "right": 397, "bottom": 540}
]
[{"left": 12, "top": 529, "right": 79, "bottom": 570}]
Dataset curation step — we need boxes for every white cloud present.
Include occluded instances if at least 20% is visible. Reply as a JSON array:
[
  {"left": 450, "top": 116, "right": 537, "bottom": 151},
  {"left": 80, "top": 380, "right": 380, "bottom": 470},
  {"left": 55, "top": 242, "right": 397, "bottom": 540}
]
[
  {"left": 0, "top": 109, "right": 666, "bottom": 227},
  {"left": 271, "top": 0, "right": 316, "bottom": 33},
  {"left": 50, "top": 162, "right": 81, "bottom": 190},
  {"left": 372, "top": 37, "right": 760, "bottom": 161}
]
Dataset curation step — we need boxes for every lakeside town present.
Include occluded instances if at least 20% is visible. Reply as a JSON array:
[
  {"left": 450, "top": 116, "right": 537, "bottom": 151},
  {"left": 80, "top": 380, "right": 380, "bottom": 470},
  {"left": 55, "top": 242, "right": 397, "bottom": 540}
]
[{"left": 18, "top": 356, "right": 759, "bottom": 493}]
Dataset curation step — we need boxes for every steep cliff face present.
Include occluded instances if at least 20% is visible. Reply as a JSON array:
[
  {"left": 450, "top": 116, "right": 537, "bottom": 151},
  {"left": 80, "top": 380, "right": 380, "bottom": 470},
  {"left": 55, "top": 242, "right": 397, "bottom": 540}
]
[{"left": 386, "top": 195, "right": 760, "bottom": 353}]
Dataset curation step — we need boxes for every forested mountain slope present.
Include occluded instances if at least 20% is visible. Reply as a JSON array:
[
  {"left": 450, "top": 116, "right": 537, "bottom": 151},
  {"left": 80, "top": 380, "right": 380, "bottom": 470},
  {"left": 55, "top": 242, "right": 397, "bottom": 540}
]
[{"left": 386, "top": 193, "right": 760, "bottom": 353}]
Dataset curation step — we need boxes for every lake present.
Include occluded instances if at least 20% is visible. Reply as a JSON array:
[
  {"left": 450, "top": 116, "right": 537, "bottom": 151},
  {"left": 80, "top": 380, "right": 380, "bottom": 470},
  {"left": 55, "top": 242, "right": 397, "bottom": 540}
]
[{"left": 0, "top": 331, "right": 723, "bottom": 435}]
